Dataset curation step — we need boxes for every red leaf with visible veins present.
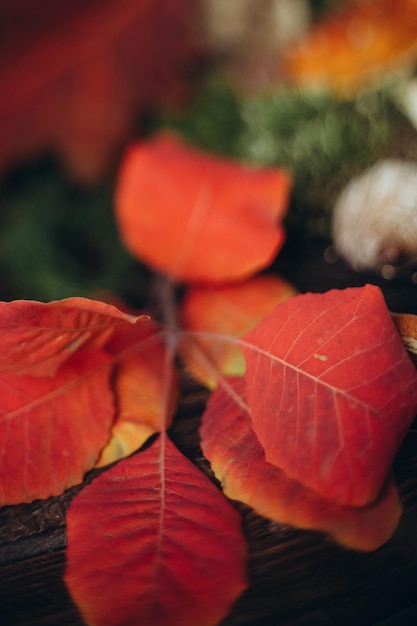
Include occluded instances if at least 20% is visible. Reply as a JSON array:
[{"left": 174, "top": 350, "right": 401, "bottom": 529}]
[
  {"left": 115, "top": 133, "right": 291, "bottom": 283},
  {"left": 0, "top": 297, "right": 140, "bottom": 376},
  {"left": 181, "top": 274, "right": 296, "bottom": 388},
  {"left": 243, "top": 284, "right": 417, "bottom": 507},
  {"left": 0, "top": 297, "right": 153, "bottom": 504},
  {"left": 200, "top": 378, "right": 403, "bottom": 551},
  {"left": 65, "top": 436, "right": 248, "bottom": 626},
  {"left": 0, "top": 349, "right": 113, "bottom": 505}
]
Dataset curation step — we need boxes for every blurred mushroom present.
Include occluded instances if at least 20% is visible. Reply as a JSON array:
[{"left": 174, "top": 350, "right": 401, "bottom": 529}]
[
  {"left": 284, "top": 0, "right": 417, "bottom": 97},
  {"left": 332, "top": 159, "right": 417, "bottom": 275}
]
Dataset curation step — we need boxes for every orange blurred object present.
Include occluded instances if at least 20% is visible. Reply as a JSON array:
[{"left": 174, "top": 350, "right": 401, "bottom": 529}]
[
  {"left": 0, "top": 0, "right": 198, "bottom": 183},
  {"left": 284, "top": 0, "right": 417, "bottom": 96}
]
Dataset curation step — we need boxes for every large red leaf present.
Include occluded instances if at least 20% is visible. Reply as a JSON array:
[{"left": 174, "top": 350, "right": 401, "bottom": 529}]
[
  {"left": 65, "top": 436, "right": 248, "bottom": 626},
  {"left": 96, "top": 321, "right": 179, "bottom": 467},
  {"left": 243, "top": 285, "right": 417, "bottom": 507},
  {"left": 115, "top": 133, "right": 291, "bottom": 283},
  {"left": 180, "top": 274, "right": 296, "bottom": 387},
  {"left": 0, "top": 349, "right": 113, "bottom": 505},
  {"left": 0, "top": 0, "right": 197, "bottom": 182},
  {"left": 0, "top": 297, "right": 140, "bottom": 376},
  {"left": 200, "top": 378, "right": 403, "bottom": 552}
]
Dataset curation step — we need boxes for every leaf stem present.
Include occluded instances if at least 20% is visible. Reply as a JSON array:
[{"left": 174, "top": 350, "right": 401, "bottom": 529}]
[{"left": 152, "top": 273, "right": 180, "bottom": 352}]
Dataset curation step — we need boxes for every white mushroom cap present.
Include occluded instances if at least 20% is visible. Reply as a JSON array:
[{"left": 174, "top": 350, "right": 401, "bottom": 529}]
[{"left": 332, "top": 159, "right": 417, "bottom": 271}]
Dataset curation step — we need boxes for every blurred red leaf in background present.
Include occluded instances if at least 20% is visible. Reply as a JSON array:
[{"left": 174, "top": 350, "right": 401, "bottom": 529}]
[
  {"left": 0, "top": 0, "right": 199, "bottom": 183},
  {"left": 116, "top": 133, "right": 291, "bottom": 283}
]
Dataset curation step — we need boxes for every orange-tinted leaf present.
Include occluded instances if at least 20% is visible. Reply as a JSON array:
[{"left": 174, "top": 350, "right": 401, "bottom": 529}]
[
  {"left": 392, "top": 312, "right": 417, "bottom": 368},
  {"left": 0, "top": 297, "right": 140, "bottom": 376},
  {"left": 96, "top": 321, "right": 178, "bottom": 466},
  {"left": 115, "top": 133, "right": 291, "bottom": 283},
  {"left": 243, "top": 285, "right": 417, "bottom": 507},
  {"left": 0, "top": 296, "right": 153, "bottom": 504},
  {"left": 65, "top": 436, "right": 248, "bottom": 626},
  {"left": 181, "top": 274, "right": 296, "bottom": 388},
  {"left": 0, "top": 0, "right": 197, "bottom": 182},
  {"left": 284, "top": 0, "right": 417, "bottom": 96},
  {"left": 0, "top": 349, "right": 113, "bottom": 505},
  {"left": 200, "top": 378, "right": 403, "bottom": 552}
]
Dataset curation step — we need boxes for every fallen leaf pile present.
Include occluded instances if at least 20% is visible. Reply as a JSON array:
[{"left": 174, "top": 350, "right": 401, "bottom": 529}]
[{"left": 1, "top": 133, "right": 417, "bottom": 625}]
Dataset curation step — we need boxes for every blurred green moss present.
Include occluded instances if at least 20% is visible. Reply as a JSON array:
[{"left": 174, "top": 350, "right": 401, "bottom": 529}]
[
  {"left": 155, "top": 81, "right": 246, "bottom": 158},
  {"left": 160, "top": 81, "right": 417, "bottom": 237},
  {"left": 0, "top": 160, "right": 149, "bottom": 303}
]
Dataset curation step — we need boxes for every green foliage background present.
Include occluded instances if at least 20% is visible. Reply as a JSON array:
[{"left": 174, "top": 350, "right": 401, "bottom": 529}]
[
  {"left": 0, "top": 162, "right": 148, "bottom": 303},
  {"left": 160, "top": 82, "right": 417, "bottom": 237}
]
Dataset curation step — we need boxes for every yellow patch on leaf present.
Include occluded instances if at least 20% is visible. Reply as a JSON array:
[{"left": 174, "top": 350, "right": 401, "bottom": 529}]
[{"left": 180, "top": 274, "right": 297, "bottom": 388}]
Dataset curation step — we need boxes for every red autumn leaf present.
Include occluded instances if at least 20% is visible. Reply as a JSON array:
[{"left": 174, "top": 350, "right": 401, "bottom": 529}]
[
  {"left": 0, "top": 349, "right": 114, "bottom": 506},
  {"left": 65, "top": 435, "right": 248, "bottom": 626},
  {"left": 0, "top": 297, "right": 140, "bottom": 377},
  {"left": 0, "top": 297, "right": 155, "bottom": 504},
  {"left": 180, "top": 274, "right": 297, "bottom": 388},
  {"left": 115, "top": 133, "right": 291, "bottom": 283},
  {"left": 242, "top": 284, "right": 417, "bottom": 507},
  {"left": 200, "top": 378, "right": 403, "bottom": 551},
  {"left": 96, "top": 320, "right": 178, "bottom": 467},
  {"left": 284, "top": 0, "right": 417, "bottom": 96},
  {"left": 0, "top": 0, "right": 197, "bottom": 182}
]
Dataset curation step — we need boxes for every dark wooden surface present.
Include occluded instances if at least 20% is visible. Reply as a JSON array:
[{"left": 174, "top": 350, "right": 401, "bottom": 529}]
[{"left": 2, "top": 238, "right": 417, "bottom": 626}]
